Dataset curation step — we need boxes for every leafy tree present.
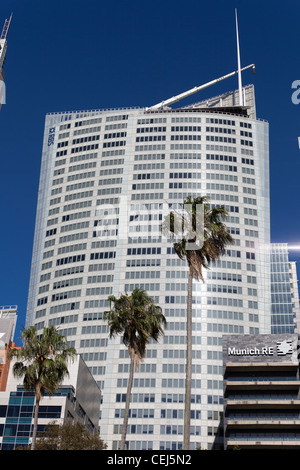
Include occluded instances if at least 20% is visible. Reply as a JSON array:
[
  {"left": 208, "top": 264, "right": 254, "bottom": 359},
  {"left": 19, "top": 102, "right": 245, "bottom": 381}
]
[
  {"left": 35, "top": 421, "right": 107, "bottom": 450},
  {"left": 163, "top": 195, "right": 233, "bottom": 449},
  {"left": 8, "top": 326, "right": 76, "bottom": 450},
  {"left": 104, "top": 288, "right": 166, "bottom": 450}
]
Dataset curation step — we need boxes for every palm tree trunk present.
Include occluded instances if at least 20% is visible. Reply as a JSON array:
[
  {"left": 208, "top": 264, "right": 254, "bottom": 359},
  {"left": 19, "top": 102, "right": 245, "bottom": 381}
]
[
  {"left": 183, "top": 267, "right": 193, "bottom": 450},
  {"left": 120, "top": 355, "right": 135, "bottom": 450},
  {"left": 31, "top": 397, "right": 40, "bottom": 450}
]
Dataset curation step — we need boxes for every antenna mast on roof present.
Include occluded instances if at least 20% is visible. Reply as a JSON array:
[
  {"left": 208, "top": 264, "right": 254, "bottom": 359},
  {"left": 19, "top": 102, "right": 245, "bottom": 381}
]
[
  {"left": 235, "top": 8, "right": 243, "bottom": 106},
  {"left": 147, "top": 9, "right": 254, "bottom": 111},
  {"left": 147, "top": 63, "right": 255, "bottom": 111}
]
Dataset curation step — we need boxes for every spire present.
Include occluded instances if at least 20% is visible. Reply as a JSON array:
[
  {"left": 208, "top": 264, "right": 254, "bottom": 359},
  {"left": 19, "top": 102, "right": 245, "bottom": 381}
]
[
  {"left": 235, "top": 8, "right": 243, "bottom": 106},
  {"left": 147, "top": 8, "right": 253, "bottom": 111}
]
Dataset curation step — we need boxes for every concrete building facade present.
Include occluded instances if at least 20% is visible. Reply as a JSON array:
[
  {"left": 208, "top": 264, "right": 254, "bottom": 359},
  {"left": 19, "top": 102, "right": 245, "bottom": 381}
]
[
  {"left": 24, "top": 82, "right": 273, "bottom": 449},
  {"left": 223, "top": 334, "right": 300, "bottom": 449}
]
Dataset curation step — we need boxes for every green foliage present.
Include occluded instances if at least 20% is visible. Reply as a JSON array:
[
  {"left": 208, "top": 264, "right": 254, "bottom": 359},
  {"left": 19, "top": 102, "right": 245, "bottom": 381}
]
[
  {"left": 8, "top": 326, "right": 76, "bottom": 399},
  {"left": 163, "top": 195, "right": 234, "bottom": 281},
  {"left": 35, "top": 421, "right": 107, "bottom": 450},
  {"left": 104, "top": 288, "right": 166, "bottom": 366},
  {"left": 104, "top": 288, "right": 166, "bottom": 449},
  {"left": 163, "top": 195, "right": 233, "bottom": 450},
  {"left": 8, "top": 326, "right": 76, "bottom": 450}
]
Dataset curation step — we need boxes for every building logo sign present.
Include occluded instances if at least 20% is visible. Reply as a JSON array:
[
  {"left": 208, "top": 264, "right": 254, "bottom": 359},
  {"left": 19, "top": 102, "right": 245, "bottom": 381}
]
[
  {"left": 48, "top": 127, "right": 56, "bottom": 146},
  {"left": 276, "top": 340, "right": 293, "bottom": 355},
  {"left": 227, "top": 339, "right": 294, "bottom": 357}
]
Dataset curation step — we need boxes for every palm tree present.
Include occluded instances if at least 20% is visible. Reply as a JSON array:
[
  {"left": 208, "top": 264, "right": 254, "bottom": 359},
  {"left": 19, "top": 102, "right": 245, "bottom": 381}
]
[
  {"left": 8, "top": 326, "right": 76, "bottom": 450},
  {"left": 104, "top": 288, "right": 166, "bottom": 450},
  {"left": 163, "top": 195, "right": 234, "bottom": 450}
]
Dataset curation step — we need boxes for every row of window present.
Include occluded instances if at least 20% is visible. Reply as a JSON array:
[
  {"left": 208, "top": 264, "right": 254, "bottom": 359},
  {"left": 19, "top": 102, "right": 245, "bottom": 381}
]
[
  {"left": 61, "top": 115, "right": 252, "bottom": 129},
  {"left": 57, "top": 129, "right": 254, "bottom": 148}
]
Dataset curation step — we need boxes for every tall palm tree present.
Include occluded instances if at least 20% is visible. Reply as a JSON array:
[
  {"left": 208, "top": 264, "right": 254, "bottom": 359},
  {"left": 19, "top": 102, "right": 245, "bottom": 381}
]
[
  {"left": 163, "top": 195, "right": 234, "bottom": 450},
  {"left": 8, "top": 326, "right": 76, "bottom": 450},
  {"left": 104, "top": 288, "right": 166, "bottom": 450}
]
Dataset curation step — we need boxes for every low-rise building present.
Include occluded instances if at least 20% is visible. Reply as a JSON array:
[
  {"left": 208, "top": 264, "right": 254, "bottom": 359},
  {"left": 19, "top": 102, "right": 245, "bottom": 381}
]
[
  {"left": 223, "top": 334, "right": 300, "bottom": 449},
  {"left": 0, "top": 354, "right": 101, "bottom": 449}
]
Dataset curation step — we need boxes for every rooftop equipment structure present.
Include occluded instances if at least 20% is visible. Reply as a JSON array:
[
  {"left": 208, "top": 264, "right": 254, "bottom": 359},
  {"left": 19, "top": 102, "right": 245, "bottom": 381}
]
[
  {"left": 147, "top": 9, "right": 253, "bottom": 111},
  {"left": 0, "top": 14, "right": 12, "bottom": 78}
]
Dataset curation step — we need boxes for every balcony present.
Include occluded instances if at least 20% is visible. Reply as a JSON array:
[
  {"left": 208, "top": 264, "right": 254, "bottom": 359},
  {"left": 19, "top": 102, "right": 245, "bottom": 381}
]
[
  {"left": 225, "top": 399, "right": 300, "bottom": 409},
  {"left": 225, "top": 362, "right": 299, "bottom": 373},
  {"left": 226, "top": 418, "right": 300, "bottom": 429},
  {"left": 225, "top": 380, "right": 300, "bottom": 391},
  {"left": 226, "top": 438, "right": 300, "bottom": 449}
]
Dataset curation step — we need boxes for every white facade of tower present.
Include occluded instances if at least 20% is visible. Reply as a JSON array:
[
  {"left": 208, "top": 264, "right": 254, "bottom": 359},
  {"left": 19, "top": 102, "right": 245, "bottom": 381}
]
[
  {"left": 0, "top": 36, "right": 7, "bottom": 108},
  {"left": 26, "top": 84, "right": 271, "bottom": 449}
]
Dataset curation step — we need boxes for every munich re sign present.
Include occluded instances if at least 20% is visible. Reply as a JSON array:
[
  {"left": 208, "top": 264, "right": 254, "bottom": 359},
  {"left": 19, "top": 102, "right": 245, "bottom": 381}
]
[
  {"left": 223, "top": 334, "right": 298, "bottom": 364},
  {"left": 228, "top": 340, "right": 293, "bottom": 357}
]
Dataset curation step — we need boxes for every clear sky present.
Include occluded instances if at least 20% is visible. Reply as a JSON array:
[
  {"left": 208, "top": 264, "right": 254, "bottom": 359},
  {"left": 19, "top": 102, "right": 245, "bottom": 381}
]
[{"left": 1, "top": 0, "right": 300, "bottom": 344}]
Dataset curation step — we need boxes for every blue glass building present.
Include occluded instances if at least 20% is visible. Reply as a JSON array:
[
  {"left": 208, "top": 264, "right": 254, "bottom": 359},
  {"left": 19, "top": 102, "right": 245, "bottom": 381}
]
[
  {"left": 0, "top": 387, "right": 73, "bottom": 449},
  {"left": 271, "top": 244, "right": 300, "bottom": 334}
]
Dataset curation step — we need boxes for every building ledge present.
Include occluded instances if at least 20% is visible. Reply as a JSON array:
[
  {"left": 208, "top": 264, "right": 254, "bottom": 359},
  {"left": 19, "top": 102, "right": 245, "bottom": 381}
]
[
  {"left": 226, "top": 439, "right": 300, "bottom": 449},
  {"left": 226, "top": 419, "right": 300, "bottom": 428},
  {"left": 225, "top": 400, "right": 300, "bottom": 409},
  {"left": 225, "top": 362, "right": 299, "bottom": 372},
  {"left": 225, "top": 381, "right": 300, "bottom": 390}
]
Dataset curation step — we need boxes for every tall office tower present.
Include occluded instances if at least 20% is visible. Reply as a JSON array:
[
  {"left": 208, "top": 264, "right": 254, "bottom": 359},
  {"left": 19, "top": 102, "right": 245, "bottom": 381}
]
[
  {"left": 271, "top": 243, "right": 300, "bottom": 334},
  {"left": 289, "top": 261, "right": 300, "bottom": 332},
  {"left": 0, "top": 15, "right": 12, "bottom": 110},
  {"left": 26, "top": 77, "right": 272, "bottom": 449}
]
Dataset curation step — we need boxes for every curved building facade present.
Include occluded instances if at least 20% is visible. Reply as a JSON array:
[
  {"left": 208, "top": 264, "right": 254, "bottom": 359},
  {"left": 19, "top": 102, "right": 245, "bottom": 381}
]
[{"left": 26, "top": 84, "right": 271, "bottom": 449}]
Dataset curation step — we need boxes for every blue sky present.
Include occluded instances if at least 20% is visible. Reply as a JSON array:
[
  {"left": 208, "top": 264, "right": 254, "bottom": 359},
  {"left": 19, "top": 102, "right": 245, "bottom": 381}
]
[{"left": 0, "top": 0, "right": 300, "bottom": 344}]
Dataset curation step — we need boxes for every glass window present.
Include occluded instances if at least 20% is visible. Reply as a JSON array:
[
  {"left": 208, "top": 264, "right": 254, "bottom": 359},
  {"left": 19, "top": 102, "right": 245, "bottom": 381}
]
[
  {"left": 7, "top": 406, "right": 20, "bottom": 418},
  {"left": 4, "top": 424, "right": 17, "bottom": 436}
]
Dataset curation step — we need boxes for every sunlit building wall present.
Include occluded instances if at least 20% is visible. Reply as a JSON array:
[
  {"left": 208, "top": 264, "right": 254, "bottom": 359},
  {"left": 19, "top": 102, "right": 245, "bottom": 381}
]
[{"left": 25, "top": 84, "right": 272, "bottom": 449}]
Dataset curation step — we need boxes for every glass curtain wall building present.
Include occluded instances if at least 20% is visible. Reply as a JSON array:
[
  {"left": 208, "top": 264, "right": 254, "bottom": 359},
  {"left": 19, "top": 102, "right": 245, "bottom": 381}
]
[
  {"left": 26, "top": 84, "right": 271, "bottom": 450},
  {"left": 271, "top": 243, "right": 300, "bottom": 334}
]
